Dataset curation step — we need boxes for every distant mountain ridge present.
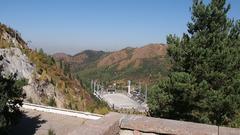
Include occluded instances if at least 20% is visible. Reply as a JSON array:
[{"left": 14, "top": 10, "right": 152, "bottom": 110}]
[
  {"left": 97, "top": 44, "right": 167, "bottom": 70},
  {"left": 53, "top": 44, "right": 167, "bottom": 69},
  {"left": 53, "top": 50, "right": 107, "bottom": 68},
  {"left": 53, "top": 44, "right": 170, "bottom": 85}
]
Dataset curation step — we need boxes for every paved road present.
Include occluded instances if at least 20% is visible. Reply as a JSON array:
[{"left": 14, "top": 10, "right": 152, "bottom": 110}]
[{"left": 9, "top": 108, "right": 89, "bottom": 135}]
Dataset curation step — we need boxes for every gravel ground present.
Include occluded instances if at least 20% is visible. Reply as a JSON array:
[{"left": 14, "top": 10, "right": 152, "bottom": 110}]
[{"left": 9, "top": 108, "right": 89, "bottom": 135}]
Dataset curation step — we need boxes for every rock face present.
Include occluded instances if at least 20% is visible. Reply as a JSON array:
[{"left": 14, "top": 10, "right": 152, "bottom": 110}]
[
  {"left": 0, "top": 24, "right": 65, "bottom": 107},
  {"left": 0, "top": 48, "right": 34, "bottom": 80},
  {"left": 23, "top": 81, "right": 64, "bottom": 107},
  {"left": 0, "top": 47, "right": 64, "bottom": 107},
  {"left": 1, "top": 23, "right": 97, "bottom": 111}
]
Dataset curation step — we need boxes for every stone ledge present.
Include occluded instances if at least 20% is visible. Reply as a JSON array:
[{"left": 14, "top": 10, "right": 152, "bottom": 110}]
[
  {"left": 68, "top": 112, "right": 240, "bottom": 135},
  {"left": 219, "top": 127, "right": 240, "bottom": 135},
  {"left": 69, "top": 112, "right": 124, "bottom": 135},
  {"left": 120, "top": 115, "right": 240, "bottom": 135}
]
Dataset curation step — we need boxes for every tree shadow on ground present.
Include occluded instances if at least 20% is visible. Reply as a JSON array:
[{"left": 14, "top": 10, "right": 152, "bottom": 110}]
[{"left": 9, "top": 111, "right": 47, "bottom": 135}]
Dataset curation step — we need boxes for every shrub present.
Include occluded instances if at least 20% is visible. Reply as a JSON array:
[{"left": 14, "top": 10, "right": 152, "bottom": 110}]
[
  {"left": 47, "top": 97, "right": 56, "bottom": 107},
  {"left": 48, "top": 128, "right": 56, "bottom": 135}
]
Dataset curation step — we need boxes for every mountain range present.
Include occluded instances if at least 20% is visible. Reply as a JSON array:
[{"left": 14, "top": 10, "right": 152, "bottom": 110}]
[{"left": 53, "top": 43, "right": 170, "bottom": 87}]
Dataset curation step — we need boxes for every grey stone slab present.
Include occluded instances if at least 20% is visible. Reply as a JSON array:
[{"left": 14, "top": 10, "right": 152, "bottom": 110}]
[
  {"left": 120, "top": 115, "right": 219, "bottom": 135},
  {"left": 69, "top": 112, "right": 124, "bottom": 135},
  {"left": 219, "top": 126, "right": 240, "bottom": 135},
  {"left": 120, "top": 129, "right": 157, "bottom": 135}
]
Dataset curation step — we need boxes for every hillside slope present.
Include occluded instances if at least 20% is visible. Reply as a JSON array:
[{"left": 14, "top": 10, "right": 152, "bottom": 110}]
[
  {"left": 54, "top": 44, "right": 170, "bottom": 88},
  {"left": 98, "top": 44, "right": 167, "bottom": 70},
  {"left": 0, "top": 23, "right": 107, "bottom": 113},
  {"left": 53, "top": 50, "right": 107, "bottom": 71}
]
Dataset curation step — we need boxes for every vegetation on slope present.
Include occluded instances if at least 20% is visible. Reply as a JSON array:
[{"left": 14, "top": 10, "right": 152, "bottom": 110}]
[
  {"left": 54, "top": 44, "right": 170, "bottom": 90},
  {"left": 148, "top": 0, "right": 240, "bottom": 127},
  {"left": 26, "top": 43, "right": 108, "bottom": 114},
  {"left": 0, "top": 23, "right": 109, "bottom": 114},
  {"left": 53, "top": 50, "right": 107, "bottom": 72}
]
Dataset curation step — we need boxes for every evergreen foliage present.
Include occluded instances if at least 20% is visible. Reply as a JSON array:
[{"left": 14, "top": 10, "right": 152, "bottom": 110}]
[
  {"left": 0, "top": 68, "right": 26, "bottom": 133},
  {"left": 148, "top": 0, "right": 240, "bottom": 127}
]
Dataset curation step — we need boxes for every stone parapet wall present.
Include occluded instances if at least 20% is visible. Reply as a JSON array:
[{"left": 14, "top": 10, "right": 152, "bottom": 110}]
[
  {"left": 119, "top": 115, "right": 240, "bottom": 135},
  {"left": 69, "top": 112, "right": 240, "bottom": 135},
  {"left": 70, "top": 112, "right": 240, "bottom": 135},
  {"left": 69, "top": 112, "right": 123, "bottom": 135}
]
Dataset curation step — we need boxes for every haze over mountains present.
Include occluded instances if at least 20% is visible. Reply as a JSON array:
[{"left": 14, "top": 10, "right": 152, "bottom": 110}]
[
  {"left": 53, "top": 50, "right": 106, "bottom": 68},
  {"left": 53, "top": 44, "right": 170, "bottom": 85}
]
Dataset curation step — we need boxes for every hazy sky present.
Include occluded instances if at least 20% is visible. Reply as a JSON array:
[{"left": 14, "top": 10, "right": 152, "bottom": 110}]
[{"left": 0, "top": 0, "right": 239, "bottom": 54}]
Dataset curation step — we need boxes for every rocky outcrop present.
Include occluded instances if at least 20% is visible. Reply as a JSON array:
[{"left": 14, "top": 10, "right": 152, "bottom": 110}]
[
  {"left": 23, "top": 81, "right": 64, "bottom": 107},
  {"left": 1, "top": 23, "right": 99, "bottom": 112},
  {"left": 0, "top": 48, "right": 34, "bottom": 80},
  {"left": 0, "top": 25, "right": 27, "bottom": 49},
  {"left": 0, "top": 24, "right": 66, "bottom": 107},
  {"left": 0, "top": 47, "right": 64, "bottom": 107}
]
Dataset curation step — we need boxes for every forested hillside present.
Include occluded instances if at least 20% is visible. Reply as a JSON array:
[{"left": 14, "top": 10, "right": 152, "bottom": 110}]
[{"left": 54, "top": 44, "right": 170, "bottom": 89}]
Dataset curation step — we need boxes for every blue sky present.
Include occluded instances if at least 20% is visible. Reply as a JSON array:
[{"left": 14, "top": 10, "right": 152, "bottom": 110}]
[{"left": 0, "top": 0, "right": 239, "bottom": 54}]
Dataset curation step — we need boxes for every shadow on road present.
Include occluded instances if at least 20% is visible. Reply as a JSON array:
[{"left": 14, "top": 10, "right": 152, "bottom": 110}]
[{"left": 9, "top": 112, "right": 47, "bottom": 135}]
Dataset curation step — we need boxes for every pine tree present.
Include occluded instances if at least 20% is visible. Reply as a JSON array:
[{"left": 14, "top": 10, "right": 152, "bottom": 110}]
[
  {"left": 0, "top": 68, "right": 26, "bottom": 133},
  {"left": 148, "top": 0, "right": 240, "bottom": 127}
]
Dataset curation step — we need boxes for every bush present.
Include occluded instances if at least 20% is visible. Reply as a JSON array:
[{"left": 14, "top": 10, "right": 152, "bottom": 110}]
[
  {"left": 47, "top": 97, "right": 56, "bottom": 107},
  {"left": 48, "top": 128, "right": 56, "bottom": 135}
]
